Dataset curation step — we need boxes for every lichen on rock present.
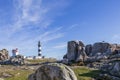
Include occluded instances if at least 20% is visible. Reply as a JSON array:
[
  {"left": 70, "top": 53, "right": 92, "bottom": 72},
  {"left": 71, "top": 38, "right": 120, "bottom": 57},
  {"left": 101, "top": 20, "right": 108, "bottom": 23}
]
[{"left": 28, "top": 63, "right": 77, "bottom": 80}]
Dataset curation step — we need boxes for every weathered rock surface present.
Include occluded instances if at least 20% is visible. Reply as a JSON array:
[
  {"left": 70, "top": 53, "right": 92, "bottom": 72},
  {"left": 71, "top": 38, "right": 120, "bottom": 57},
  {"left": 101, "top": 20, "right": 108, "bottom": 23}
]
[
  {"left": 63, "top": 40, "right": 88, "bottom": 63},
  {"left": 64, "top": 41, "right": 120, "bottom": 64},
  {"left": 76, "top": 46, "right": 88, "bottom": 62},
  {"left": 91, "top": 42, "right": 111, "bottom": 56},
  {"left": 28, "top": 63, "right": 77, "bottom": 80},
  {"left": 67, "top": 41, "right": 82, "bottom": 61},
  {"left": 85, "top": 44, "right": 92, "bottom": 56},
  {"left": 62, "top": 40, "right": 120, "bottom": 80},
  {"left": 10, "top": 55, "right": 24, "bottom": 65},
  {"left": 97, "top": 73, "right": 120, "bottom": 80},
  {"left": 0, "top": 49, "right": 9, "bottom": 61},
  {"left": 100, "top": 61, "right": 120, "bottom": 80},
  {"left": 0, "top": 48, "right": 25, "bottom": 65},
  {"left": 90, "top": 42, "right": 120, "bottom": 56}
]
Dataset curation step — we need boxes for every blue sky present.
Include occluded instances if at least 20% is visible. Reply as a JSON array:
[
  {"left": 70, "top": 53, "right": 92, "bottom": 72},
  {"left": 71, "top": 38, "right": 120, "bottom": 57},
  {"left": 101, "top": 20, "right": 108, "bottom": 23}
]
[{"left": 0, "top": 0, "right": 120, "bottom": 59}]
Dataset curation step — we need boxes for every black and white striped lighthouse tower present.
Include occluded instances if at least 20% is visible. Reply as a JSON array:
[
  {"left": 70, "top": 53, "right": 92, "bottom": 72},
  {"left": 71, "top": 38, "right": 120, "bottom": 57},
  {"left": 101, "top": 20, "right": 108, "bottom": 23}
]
[{"left": 38, "top": 41, "right": 42, "bottom": 56}]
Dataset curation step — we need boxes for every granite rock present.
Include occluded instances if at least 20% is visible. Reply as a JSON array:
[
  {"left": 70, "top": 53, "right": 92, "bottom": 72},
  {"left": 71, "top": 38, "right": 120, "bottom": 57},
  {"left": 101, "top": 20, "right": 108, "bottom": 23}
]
[{"left": 28, "top": 63, "right": 77, "bottom": 80}]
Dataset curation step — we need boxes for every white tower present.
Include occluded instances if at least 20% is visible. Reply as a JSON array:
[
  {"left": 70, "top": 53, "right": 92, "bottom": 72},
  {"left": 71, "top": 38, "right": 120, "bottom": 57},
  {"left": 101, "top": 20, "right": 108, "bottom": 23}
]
[
  {"left": 38, "top": 41, "right": 42, "bottom": 56},
  {"left": 12, "top": 48, "right": 19, "bottom": 57}
]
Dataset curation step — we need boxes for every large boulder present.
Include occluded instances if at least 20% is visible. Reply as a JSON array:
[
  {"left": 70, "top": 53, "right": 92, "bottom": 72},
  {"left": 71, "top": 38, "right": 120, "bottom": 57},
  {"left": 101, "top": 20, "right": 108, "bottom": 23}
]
[
  {"left": 67, "top": 40, "right": 84, "bottom": 61},
  {"left": 91, "top": 42, "right": 120, "bottom": 56},
  {"left": 85, "top": 44, "right": 92, "bottom": 56},
  {"left": 109, "top": 62, "right": 120, "bottom": 77},
  {"left": 28, "top": 63, "right": 77, "bottom": 80},
  {"left": 91, "top": 42, "right": 111, "bottom": 56},
  {"left": 110, "top": 44, "right": 120, "bottom": 54},
  {"left": 63, "top": 40, "right": 88, "bottom": 62},
  {"left": 0, "top": 49, "right": 9, "bottom": 61},
  {"left": 101, "top": 61, "right": 120, "bottom": 79},
  {"left": 76, "top": 46, "right": 88, "bottom": 62}
]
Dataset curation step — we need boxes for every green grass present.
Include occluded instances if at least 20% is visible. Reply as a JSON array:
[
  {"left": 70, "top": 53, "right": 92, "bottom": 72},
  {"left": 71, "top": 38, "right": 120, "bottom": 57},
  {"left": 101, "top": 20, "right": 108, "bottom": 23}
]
[
  {"left": 0, "top": 61, "right": 101, "bottom": 80},
  {"left": 0, "top": 59, "right": 56, "bottom": 80},
  {"left": 72, "top": 66, "right": 101, "bottom": 80},
  {"left": 4, "top": 66, "right": 100, "bottom": 80},
  {"left": 25, "top": 58, "right": 56, "bottom": 64},
  {"left": 0, "top": 65, "right": 34, "bottom": 80},
  {"left": 4, "top": 70, "right": 33, "bottom": 80}
]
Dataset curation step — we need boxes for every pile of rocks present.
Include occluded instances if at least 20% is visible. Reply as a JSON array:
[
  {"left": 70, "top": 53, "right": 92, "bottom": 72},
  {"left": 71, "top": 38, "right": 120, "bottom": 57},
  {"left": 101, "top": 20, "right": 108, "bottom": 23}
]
[
  {"left": 63, "top": 41, "right": 120, "bottom": 64},
  {"left": 0, "top": 49, "right": 9, "bottom": 61},
  {"left": 0, "top": 49, "right": 24, "bottom": 65},
  {"left": 63, "top": 40, "right": 88, "bottom": 64},
  {"left": 62, "top": 40, "right": 120, "bottom": 80},
  {"left": 10, "top": 55, "right": 24, "bottom": 65},
  {"left": 98, "top": 55, "right": 120, "bottom": 80}
]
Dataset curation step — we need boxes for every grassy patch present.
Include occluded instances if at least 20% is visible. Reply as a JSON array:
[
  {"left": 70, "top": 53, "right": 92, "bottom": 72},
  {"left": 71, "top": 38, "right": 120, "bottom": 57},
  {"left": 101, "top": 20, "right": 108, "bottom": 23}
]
[
  {"left": 72, "top": 66, "right": 101, "bottom": 80},
  {"left": 4, "top": 66, "right": 100, "bottom": 80},
  {"left": 0, "top": 65, "right": 34, "bottom": 80},
  {"left": 5, "top": 70, "right": 32, "bottom": 80},
  {"left": 0, "top": 62, "right": 101, "bottom": 80},
  {"left": 4, "top": 70, "right": 33, "bottom": 80},
  {"left": 25, "top": 58, "right": 56, "bottom": 64},
  {"left": 0, "top": 59, "right": 56, "bottom": 80}
]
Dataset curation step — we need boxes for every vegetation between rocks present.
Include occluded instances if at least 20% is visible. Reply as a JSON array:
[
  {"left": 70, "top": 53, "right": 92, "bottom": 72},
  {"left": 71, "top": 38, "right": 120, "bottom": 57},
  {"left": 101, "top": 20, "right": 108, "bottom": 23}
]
[
  {"left": 72, "top": 66, "right": 101, "bottom": 80},
  {"left": 0, "top": 65, "right": 101, "bottom": 80}
]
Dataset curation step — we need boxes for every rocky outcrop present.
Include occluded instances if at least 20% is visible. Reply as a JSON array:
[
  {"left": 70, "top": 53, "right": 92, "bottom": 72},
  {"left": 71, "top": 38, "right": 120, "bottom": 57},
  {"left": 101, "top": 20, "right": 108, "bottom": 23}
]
[
  {"left": 0, "top": 55, "right": 24, "bottom": 65},
  {"left": 97, "top": 73, "right": 120, "bottom": 80},
  {"left": 62, "top": 40, "right": 120, "bottom": 80},
  {"left": 100, "top": 61, "right": 120, "bottom": 80},
  {"left": 67, "top": 40, "right": 84, "bottom": 61},
  {"left": 28, "top": 63, "right": 77, "bottom": 80},
  {"left": 86, "top": 42, "right": 120, "bottom": 63},
  {"left": 10, "top": 55, "right": 24, "bottom": 65},
  {"left": 63, "top": 40, "right": 88, "bottom": 63},
  {"left": 0, "top": 48, "right": 25, "bottom": 65},
  {"left": 76, "top": 46, "right": 88, "bottom": 62},
  {"left": 0, "top": 49, "right": 9, "bottom": 61},
  {"left": 89, "top": 42, "right": 120, "bottom": 56},
  {"left": 91, "top": 42, "right": 111, "bottom": 56},
  {"left": 64, "top": 41, "right": 120, "bottom": 63},
  {"left": 85, "top": 44, "right": 92, "bottom": 56}
]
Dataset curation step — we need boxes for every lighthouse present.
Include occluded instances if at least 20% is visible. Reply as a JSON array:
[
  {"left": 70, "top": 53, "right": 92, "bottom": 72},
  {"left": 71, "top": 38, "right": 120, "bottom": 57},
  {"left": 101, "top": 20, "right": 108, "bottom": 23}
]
[
  {"left": 12, "top": 48, "right": 19, "bottom": 57},
  {"left": 38, "top": 41, "right": 42, "bottom": 56}
]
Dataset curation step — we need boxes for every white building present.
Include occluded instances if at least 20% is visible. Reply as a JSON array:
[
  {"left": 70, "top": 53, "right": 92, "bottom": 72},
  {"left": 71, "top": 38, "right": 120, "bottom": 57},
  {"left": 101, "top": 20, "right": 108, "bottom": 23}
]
[{"left": 12, "top": 48, "right": 19, "bottom": 57}]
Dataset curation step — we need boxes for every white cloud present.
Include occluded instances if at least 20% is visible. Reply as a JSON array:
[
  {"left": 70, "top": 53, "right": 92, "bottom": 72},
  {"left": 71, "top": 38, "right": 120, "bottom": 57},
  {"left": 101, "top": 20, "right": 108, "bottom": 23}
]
[
  {"left": 53, "top": 44, "right": 66, "bottom": 49},
  {"left": 0, "top": 0, "right": 69, "bottom": 57},
  {"left": 111, "top": 34, "right": 120, "bottom": 43},
  {"left": 112, "top": 34, "right": 120, "bottom": 40},
  {"left": 0, "top": 26, "right": 64, "bottom": 56},
  {"left": 11, "top": 0, "right": 48, "bottom": 32},
  {"left": 69, "top": 24, "right": 79, "bottom": 29},
  {"left": 42, "top": 33, "right": 64, "bottom": 43},
  {"left": 53, "top": 43, "right": 67, "bottom": 49},
  {"left": 5, "top": 0, "right": 67, "bottom": 36}
]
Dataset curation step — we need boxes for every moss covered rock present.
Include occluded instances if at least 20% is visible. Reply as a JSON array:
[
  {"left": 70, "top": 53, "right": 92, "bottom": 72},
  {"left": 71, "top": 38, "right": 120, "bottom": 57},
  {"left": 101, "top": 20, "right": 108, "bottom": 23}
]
[{"left": 28, "top": 63, "right": 77, "bottom": 80}]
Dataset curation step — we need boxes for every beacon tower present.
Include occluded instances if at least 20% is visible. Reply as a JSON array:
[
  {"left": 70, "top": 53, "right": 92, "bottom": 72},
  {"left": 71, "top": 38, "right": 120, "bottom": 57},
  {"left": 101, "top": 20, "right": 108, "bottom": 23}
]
[
  {"left": 38, "top": 41, "right": 42, "bottom": 56},
  {"left": 12, "top": 48, "right": 19, "bottom": 57}
]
